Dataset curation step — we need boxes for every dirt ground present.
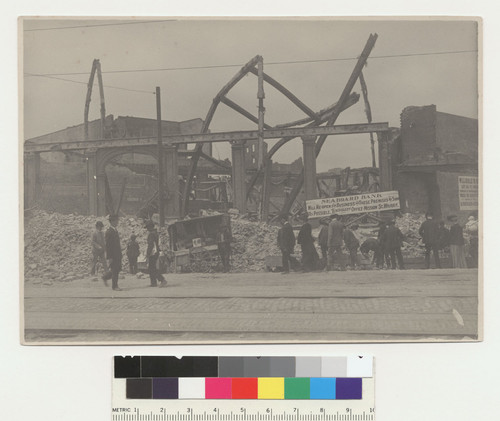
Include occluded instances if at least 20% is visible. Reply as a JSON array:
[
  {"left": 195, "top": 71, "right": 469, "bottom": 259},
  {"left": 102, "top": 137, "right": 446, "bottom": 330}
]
[{"left": 23, "top": 268, "right": 479, "bottom": 344}]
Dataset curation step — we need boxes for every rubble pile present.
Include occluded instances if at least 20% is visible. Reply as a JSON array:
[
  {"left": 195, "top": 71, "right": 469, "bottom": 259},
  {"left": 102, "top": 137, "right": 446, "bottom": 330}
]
[
  {"left": 24, "top": 210, "right": 166, "bottom": 283},
  {"left": 230, "top": 218, "right": 281, "bottom": 271},
  {"left": 396, "top": 213, "right": 427, "bottom": 257}
]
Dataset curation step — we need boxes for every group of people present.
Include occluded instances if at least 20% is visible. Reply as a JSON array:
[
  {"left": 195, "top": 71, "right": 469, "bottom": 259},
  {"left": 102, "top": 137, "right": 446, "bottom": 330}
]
[
  {"left": 90, "top": 214, "right": 167, "bottom": 291},
  {"left": 277, "top": 212, "right": 479, "bottom": 273}
]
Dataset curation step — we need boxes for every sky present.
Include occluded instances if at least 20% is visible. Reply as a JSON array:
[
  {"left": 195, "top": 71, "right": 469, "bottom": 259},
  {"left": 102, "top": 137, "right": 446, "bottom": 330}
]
[{"left": 22, "top": 18, "right": 479, "bottom": 172}]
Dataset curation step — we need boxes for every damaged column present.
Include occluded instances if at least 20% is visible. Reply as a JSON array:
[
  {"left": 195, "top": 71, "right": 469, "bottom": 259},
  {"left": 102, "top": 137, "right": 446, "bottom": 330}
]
[
  {"left": 231, "top": 140, "right": 247, "bottom": 213},
  {"left": 377, "top": 131, "right": 393, "bottom": 191},
  {"left": 164, "top": 144, "right": 180, "bottom": 219},
  {"left": 302, "top": 136, "right": 318, "bottom": 200}
]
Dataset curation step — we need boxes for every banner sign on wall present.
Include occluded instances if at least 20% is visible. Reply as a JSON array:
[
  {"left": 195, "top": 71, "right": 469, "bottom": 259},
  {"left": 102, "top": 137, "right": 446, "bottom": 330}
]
[{"left": 306, "top": 191, "right": 401, "bottom": 218}]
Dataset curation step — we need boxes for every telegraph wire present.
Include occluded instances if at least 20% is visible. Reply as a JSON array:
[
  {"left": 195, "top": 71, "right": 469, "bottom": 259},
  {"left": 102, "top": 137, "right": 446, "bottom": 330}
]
[
  {"left": 24, "top": 73, "right": 155, "bottom": 95},
  {"left": 24, "top": 49, "right": 478, "bottom": 77},
  {"left": 23, "top": 19, "right": 175, "bottom": 32}
]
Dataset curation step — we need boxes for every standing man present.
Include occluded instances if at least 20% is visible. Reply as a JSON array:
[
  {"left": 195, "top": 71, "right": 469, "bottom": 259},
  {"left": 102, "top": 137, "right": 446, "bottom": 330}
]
[
  {"left": 90, "top": 220, "right": 108, "bottom": 277},
  {"left": 381, "top": 220, "right": 405, "bottom": 270},
  {"left": 327, "top": 214, "right": 345, "bottom": 271},
  {"left": 318, "top": 216, "right": 330, "bottom": 265},
  {"left": 448, "top": 215, "right": 467, "bottom": 268},
  {"left": 297, "top": 213, "right": 319, "bottom": 272},
  {"left": 277, "top": 215, "right": 296, "bottom": 274},
  {"left": 419, "top": 213, "right": 441, "bottom": 269},
  {"left": 217, "top": 223, "right": 232, "bottom": 273},
  {"left": 376, "top": 221, "right": 390, "bottom": 269},
  {"left": 102, "top": 214, "right": 122, "bottom": 291},
  {"left": 465, "top": 215, "right": 479, "bottom": 268},
  {"left": 343, "top": 224, "right": 360, "bottom": 269},
  {"left": 146, "top": 220, "right": 167, "bottom": 287},
  {"left": 126, "top": 234, "right": 140, "bottom": 274}
]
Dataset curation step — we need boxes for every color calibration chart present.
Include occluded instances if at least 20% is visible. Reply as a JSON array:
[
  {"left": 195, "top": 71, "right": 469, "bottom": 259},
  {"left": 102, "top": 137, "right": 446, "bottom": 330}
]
[{"left": 112, "top": 356, "right": 375, "bottom": 420}]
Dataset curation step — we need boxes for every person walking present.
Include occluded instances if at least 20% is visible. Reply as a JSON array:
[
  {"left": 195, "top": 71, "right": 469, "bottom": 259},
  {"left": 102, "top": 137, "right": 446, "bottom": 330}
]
[
  {"left": 90, "top": 220, "right": 108, "bottom": 277},
  {"left": 419, "top": 213, "right": 441, "bottom": 269},
  {"left": 277, "top": 215, "right": 296, "bottom": 274},
  {"left": 343, "top": 224, "right": 360, "bottom": 269},
  {"left": 327, "top": 214, "right": 345, "bottom": 271},
  {"left": 102, "top": 214, "right": 122, "bottom": 291},
  {"left": 448, "top": 215, "right": 468, "bottom": 268},
  {"left": 381, "top": 220, "right": 405, "bottom": 270},
  {"left": 318, "top": 216, "right": 330, "bottom": 264},
  {"left": 126, "top": 234, "right": 140, "bottom": 274},
  {"left": 297, "top": 213, "right": 319, "bottom": 272},
  {"left": 145, "top": 220, "right": 167, "bottom": 287}
]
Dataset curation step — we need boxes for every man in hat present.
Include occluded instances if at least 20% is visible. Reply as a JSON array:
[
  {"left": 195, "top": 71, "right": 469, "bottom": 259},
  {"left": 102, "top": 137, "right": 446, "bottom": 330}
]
[
  {"left": 146, "top": 220, "right": 167, "bottom": 287},
  {"left": 277, "top": 215, "right": 296, "bottom": 274},
  {"left": 419, "top": 213, "right": 441, "bottom": 269},
  {"left": 90, "top": 220, "right": 108, "bottom": 277},
  {"left": 343, "top": 224, "right": 360, "bottom": 269},
  {"left": 102, "top": 214, "right": 123, "bottom": 291},
  {"left": 318, "top": 216, "right": 331, "bottom": 264},
  {"left": 297, "top": 212, "right": 319, "bottom": 272},
  {"left": 381, "top": 220, "right": 405, "bottom": 270},
  {"left": 327, "top": 214, "right": 346, "bottom": 271}
]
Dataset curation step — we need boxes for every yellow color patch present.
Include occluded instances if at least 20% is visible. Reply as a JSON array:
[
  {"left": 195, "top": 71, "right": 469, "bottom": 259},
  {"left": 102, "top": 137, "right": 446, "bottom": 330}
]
[{"left": 258, "top": 377, "right": 285, "bottom": 399}]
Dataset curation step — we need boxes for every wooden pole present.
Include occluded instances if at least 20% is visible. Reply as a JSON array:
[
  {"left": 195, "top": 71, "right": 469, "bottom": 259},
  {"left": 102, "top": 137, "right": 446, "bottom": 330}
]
[
  {"left": 96, "top": 60, "right": 106, "bottom": 139},
  {"left": 156, "top": 87, "right": 165, "bottom": 227}
]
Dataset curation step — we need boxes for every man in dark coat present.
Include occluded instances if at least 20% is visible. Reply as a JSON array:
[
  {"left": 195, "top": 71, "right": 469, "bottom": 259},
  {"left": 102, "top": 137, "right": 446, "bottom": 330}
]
[
  {"left": 343, "top": 224, "right": 360, "bottom": 269},
  {"left": 327, "top": 214, "right": 346, "bottom": 271},
  {"left": 419, "top": 213, "right": 441, "bottom": 269},
  {"left": 277, "top": 215, "right": 296, "bottom": 274},
  {"left": 318, "top": 217, "right": 330, "bottom": 263},
  {"left": 297, "top": 213, "right": 319, "bottom": 272},
  {"left": 146, "top": 220, "right": 167, "bottom": 287},
  {"left": 102, "top": 214, "right": 123, "bottom": 291},
  {"left": 376, "top": 221, "right": 390, "bottom": 269},
  {"left": 381, "top": 220, "right": 405, "bottom": 270}
]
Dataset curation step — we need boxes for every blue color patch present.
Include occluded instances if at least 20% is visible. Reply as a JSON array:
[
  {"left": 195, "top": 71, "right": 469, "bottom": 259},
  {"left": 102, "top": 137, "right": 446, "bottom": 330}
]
[{"left": 310, "top": 377, "right": 336, "bottom": 399}]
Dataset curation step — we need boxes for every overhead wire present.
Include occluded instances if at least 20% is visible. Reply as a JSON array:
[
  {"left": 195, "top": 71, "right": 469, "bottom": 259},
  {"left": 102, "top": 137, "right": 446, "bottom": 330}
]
[
  {"left": 23, "top": 19, "right": 176, "bottom": 32},
  {"left": 24, "top": 49, "right": 477, "bottom": 96},
  {"left": 25, "top": 49, "right": 478, "bottom": 77}
]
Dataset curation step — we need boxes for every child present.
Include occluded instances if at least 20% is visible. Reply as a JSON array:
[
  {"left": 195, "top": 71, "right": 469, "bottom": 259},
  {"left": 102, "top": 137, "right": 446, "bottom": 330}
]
[{"left": 126, "top": 234, "right": 140, "bottom": 274}]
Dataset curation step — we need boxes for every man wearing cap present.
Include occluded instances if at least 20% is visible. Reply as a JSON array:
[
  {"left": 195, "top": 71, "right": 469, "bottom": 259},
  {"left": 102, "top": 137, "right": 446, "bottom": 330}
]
[
  {"left": 419, "top": 213, "right": 441, "bottom": 269},
  {"left": 380, "top": 220, "right": 405, "bottom": 270},
  {"left": 146, "top": 220, "right": 167, "bottom": 287},
  {"left": 90, "top": 220, "right": 108, "bottom": 277},
  {"left": 327, "top": 214, "right": 346, "bottom": 271},
  {"left": 102, "top": 214, "right": 123, "bottom": 291}
]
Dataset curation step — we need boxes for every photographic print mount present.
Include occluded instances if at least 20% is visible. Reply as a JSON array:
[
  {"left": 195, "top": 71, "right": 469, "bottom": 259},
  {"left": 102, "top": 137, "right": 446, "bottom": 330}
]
[{"left": 22, "top": 18, "right": 480, "bottom": 344}]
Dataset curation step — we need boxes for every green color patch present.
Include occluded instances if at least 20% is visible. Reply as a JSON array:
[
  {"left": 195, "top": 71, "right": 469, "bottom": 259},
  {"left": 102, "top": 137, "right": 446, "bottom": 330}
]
[{"left": 285, "top": 377, "right": 310, "bottom": 399}]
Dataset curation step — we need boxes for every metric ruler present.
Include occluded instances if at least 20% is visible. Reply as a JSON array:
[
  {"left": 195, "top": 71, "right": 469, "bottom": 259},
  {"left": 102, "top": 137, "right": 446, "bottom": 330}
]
[{"left": 112, "top": 356, "right": 375, "bottom": 421}]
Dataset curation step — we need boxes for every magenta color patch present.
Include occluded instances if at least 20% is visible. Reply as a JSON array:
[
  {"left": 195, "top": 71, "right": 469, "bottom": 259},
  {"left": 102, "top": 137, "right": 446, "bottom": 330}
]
[{"left": 205, "top": 377, "right": 232, "bottom": 399}]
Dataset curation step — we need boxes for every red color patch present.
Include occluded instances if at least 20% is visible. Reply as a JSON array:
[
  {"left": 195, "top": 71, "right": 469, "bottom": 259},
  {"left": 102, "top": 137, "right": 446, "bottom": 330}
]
[{"left": 231, "top": 377, "right": 258, "bottom": 399}]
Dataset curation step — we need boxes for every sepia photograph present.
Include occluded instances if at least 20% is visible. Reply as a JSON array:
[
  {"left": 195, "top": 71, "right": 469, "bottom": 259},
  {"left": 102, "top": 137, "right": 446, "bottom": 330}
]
[{"left": 21, "top": 17, "right": 481, "bottom": 344}]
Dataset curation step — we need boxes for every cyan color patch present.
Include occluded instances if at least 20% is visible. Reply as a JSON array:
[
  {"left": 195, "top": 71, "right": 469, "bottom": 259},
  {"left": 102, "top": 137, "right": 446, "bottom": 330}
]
[{"left": 310, "top": 378, "right": 336, "bottom": 399}]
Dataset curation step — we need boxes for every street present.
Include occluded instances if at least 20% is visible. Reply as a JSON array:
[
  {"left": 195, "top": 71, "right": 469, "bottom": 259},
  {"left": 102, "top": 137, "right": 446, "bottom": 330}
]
[{"left": 23, "top": 268, "right": 479, "bottom": 343}]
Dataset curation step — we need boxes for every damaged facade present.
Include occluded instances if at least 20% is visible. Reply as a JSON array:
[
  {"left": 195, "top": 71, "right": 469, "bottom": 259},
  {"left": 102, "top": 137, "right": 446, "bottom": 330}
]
[{"left": 394, "top": 105, "right": 478, "bottom": 222}]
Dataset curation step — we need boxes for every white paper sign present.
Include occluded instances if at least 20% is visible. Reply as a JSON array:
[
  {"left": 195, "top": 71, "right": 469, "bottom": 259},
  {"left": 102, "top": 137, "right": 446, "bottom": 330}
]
[
  {"left": 458, "top": 176, "right": 478, "bottom": 210},
  {"left": 306, "top": 191, "right": 401, "bottom": 218}
]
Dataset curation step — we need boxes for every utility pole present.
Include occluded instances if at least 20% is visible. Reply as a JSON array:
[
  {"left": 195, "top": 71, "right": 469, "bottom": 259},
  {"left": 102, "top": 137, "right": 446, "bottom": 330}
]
[{"left": 156, "top": 87, "right": 165, "bottom": 227}]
